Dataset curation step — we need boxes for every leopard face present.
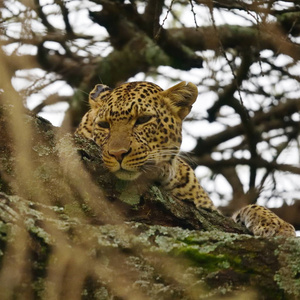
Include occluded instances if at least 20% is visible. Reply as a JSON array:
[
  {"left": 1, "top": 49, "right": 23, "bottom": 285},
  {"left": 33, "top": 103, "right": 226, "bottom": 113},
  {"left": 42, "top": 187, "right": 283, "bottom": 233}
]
[{"left": 76, "top": 81, "right": 198, "bottom": 181}]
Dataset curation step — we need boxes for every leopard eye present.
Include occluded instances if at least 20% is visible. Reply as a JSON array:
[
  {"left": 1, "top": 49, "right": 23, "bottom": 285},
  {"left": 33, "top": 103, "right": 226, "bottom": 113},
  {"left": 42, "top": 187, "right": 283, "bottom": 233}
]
[
  {"left": 135, "top": 115, "right": 152, "bottom": 126},
  {"left": 97, "top": 121, "right": 110, "bottom": 129}
]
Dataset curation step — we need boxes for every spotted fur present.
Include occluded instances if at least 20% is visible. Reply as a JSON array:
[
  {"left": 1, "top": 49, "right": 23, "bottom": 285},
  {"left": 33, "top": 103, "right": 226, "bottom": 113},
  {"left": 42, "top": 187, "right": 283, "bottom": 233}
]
[
  {"left": 232, "top": 204, "right": 295, "bottom": 237},
  {"left": 76, "top": 81, "right": 296, "bottom": 237}
]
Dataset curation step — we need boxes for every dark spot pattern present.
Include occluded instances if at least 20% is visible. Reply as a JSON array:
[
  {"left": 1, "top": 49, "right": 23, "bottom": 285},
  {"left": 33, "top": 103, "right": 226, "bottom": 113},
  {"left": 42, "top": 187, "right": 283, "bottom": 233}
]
[{"left": 75, "top": 81, "right": 296, "bottom": 237}]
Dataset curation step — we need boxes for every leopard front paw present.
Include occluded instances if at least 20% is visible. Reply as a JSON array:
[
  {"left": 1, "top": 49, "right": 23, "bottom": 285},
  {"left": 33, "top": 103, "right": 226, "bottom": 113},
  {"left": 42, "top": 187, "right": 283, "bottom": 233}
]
[{"left": 232, "top": 204, "right": 296, "bottom": 237}]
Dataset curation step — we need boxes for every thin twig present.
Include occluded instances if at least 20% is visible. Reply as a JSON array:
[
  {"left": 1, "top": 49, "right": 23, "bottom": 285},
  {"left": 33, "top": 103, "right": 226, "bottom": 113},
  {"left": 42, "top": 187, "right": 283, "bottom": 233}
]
[
  {"left": 189, "top": 0, "right": 199, "bottom": 29},
  {"left": 154, "top": 0, "right": 176, "bottom": 40}
]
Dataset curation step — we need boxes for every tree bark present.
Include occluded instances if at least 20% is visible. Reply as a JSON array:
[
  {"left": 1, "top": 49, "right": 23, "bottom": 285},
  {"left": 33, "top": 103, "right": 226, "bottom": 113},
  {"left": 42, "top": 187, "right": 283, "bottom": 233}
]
[{"left": 0, "top": 104, "right": 299, "bottom": 299}]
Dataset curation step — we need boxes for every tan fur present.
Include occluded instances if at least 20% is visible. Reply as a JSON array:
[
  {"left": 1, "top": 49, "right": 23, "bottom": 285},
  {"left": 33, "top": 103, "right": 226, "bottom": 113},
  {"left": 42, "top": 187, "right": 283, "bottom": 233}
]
[
  {"left": 232, "top": 204, "right": 295, "bottom": 237},
  {"left": 76, "top": 81, "right": 296, "bottom": 237}
]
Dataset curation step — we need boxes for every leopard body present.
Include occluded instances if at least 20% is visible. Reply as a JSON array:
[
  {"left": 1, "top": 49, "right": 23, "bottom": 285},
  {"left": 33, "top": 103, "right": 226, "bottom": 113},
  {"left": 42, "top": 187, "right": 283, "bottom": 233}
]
[{"left": 76, "top": 81, "right": 295, "bottom": 237}]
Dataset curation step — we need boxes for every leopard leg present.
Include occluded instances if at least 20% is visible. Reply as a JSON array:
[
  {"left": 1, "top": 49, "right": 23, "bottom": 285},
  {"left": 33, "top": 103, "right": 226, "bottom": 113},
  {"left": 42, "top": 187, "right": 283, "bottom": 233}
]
[
  {"left": 232, "top": 204, "right": 296, "bottom": 237},
  {"left": 161, "top": 157, "right": 216, "bottom": 211},
  {"left": 160, "top": 158, "right": 295, "bottom": 237}
]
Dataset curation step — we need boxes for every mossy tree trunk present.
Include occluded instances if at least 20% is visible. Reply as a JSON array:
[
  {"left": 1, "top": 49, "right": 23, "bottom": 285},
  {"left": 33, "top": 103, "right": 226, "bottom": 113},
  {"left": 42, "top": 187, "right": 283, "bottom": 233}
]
[{"left": 0, "top": 104, "right": 299, "bottom": 300}]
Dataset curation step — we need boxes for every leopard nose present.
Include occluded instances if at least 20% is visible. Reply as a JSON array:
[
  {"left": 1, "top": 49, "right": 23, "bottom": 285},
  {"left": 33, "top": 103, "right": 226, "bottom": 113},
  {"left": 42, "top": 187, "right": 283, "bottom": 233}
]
[{"left": 109, "top": 148, "right": 131, "bottom": 162}]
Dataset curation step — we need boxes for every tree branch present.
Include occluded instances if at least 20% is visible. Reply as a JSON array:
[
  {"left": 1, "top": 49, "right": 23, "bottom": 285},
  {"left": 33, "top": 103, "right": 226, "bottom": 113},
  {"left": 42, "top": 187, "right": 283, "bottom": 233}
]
[
  {"left": 169, "top": 24, "right": 300, "bottom": 59},
  {"left": 192, "top": 98, "right": 300, "bottom": 157}
]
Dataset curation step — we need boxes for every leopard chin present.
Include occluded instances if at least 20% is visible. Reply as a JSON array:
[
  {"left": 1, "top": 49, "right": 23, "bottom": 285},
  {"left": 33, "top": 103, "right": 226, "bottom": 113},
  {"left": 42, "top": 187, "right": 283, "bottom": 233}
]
[{"left": 114, "top": 169, "right": 141, "bottom": 181}]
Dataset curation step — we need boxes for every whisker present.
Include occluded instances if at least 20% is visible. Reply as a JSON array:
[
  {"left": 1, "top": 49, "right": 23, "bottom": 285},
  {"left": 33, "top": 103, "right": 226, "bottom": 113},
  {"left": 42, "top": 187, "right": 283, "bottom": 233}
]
[
  {"left": 77, "top": 89, "right": 90, "bottom": 96},
  {"left": 179, "top": 152, "right": 197, "bottom": 164},
  {"left": 148, "top": 148, "right": 180, "bottom": 156},
  {"left": 147, "top": 151, "right": 179, "bottom": 160}
]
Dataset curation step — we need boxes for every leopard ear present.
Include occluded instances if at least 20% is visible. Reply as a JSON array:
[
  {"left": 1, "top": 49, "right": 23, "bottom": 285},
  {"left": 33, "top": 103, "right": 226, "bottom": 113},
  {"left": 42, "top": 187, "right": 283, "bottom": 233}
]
[
  {"left": 89, "top": 84, "right": 112, "bottom": 109},
  {"left": 161, "top": 81, "right": 198, "bottom": 120}
]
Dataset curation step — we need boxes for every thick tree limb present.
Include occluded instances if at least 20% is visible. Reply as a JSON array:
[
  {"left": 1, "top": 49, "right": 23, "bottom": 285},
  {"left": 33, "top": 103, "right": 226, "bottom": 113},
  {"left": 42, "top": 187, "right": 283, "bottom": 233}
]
[
  {"left": 169, "top": 24, "right": 300, "bottom": 60},
  {"left": 0, "top": 191, "right": 299, "bottom": 299}
]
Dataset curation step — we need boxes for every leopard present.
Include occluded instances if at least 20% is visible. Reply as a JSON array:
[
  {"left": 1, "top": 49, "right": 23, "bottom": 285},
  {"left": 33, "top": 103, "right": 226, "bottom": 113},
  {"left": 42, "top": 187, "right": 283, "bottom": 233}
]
[{"left": 76, "top": 81, "right": 296, "bottom": 237}]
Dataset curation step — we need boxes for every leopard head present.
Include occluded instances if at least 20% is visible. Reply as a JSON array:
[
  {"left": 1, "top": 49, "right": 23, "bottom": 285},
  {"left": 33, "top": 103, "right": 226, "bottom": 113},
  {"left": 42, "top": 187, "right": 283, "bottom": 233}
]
[{"left": 77, "top": 81, "right": 198, "bottom": 180}]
